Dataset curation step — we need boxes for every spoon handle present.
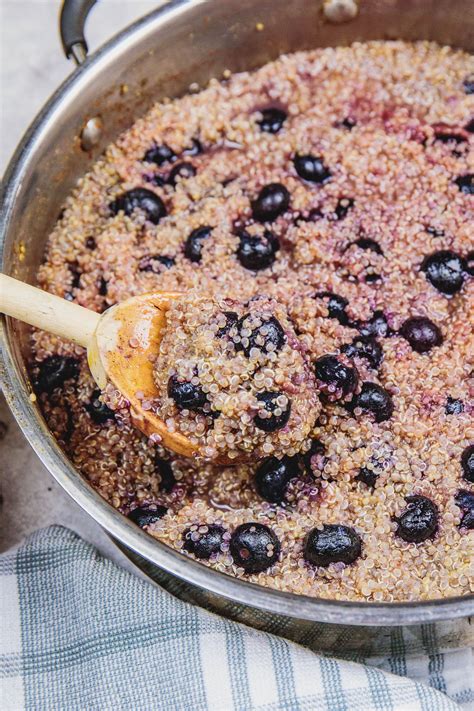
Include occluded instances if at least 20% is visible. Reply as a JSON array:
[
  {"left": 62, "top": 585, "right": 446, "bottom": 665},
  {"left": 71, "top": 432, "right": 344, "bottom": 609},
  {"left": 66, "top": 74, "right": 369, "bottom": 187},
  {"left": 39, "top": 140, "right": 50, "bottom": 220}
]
[{"left": 0, "top": 273, "right": 100, "bottom": 348}]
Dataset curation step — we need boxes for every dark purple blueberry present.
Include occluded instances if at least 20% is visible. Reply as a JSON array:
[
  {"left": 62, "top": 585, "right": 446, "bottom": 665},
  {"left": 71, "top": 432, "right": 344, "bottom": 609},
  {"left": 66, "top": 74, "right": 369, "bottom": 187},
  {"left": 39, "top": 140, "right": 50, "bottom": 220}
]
[
  {"left": 352, "top": 237, "right": 383, "bottom": 255},
  {"left": 421, "top": 250, "right": 466, "bottom": 295},
  {"left": 183, "top": 524, "right": 225, "bottom": 559},
  {"left": 85, "top": 236, "right": 96, "bottom": 250},
  {"left": 365, "top": 273, "right": 381, "bottom": 284},
  {"left": 433, "top": 128, "right": 468, "bottom": 145},
  {"left": 445, "top": 397, "right": 464, "bottom": 415},
  {"left": 183, "top": 139, "right": 203, "bottom": 156},
  {"left": 462, "top": 75, "right": 474, "bottom": 94},
  {"left": 254, "top": 391, "right": 291, "bottom": 432},
  {"left": 340, "top": 117, "right": 356, "bottom": 130},
  {"left": 395, "top": 496, "right": 439, "bottom": 543},
  {"left": 168, "top": 162, "right": 196, "bottom": 185},
  {"left": 86, "top": 390, "right": 115, "bottom": 424},
  {"left": 294, "top": 154, "right": 331, "bottom": 184},
  {"left": 254, "top": 455, "right": 300, "bottom": 503},
  {"left": 167, "top": 376, "right": 207, "bottom": 411},
  {"left": 356, "top": 467, "right": 378, "bottom": 488},
  {"left": 461, "top": 445, "right": 474, "bottom": 483},
  {"left": 465, "top": 118, "right": 474, "bottom": 133},
  {"left": 64, "top": 292, "right": 74, "bottom": 302},
  {"left": 455, "top": 490, "right": 474, "bottom": 529},
  {"left": 98, "top": 277, "right": 108, "bottom": 296},
  {"left": 143, "top": 144, "right": 177, "bottom": 165},
  {"left": 426, "top": 226, "right": 445, "bottom": 237},
  {"left": 217, "top": 311, "right": 239, "bottom": 338},
  {"left": 334, "top": 197, "right": 354, "bottom": 220},
  {"left": 314, "top": 354, "right": 358, "bottom": 397},
  {"left": 128, "top": 504, "right": 167, "bottom": 528},
  {"left": 358, "top": 311, "right": 391, "bottom": 338},
  {"left": 155, "top": 456, "right": 176, "bottom": 492},
  {"left": 36, "top": 355, "right": 80, "bottom": 393},
  {"left": 138, "top": 254, "right": 175, "bottom": 273},
  {"left": 236, "top": 230, "right": 279, "bottom": 270},
  {"left": 184, "top": 226, "right": 212, "bottom": 263},
  {"left": 341, "top": 336, "right": 383, "bottom": 369},
  {"left": 300, "top": 439, "right": 325, "bottom": 475},
  {"left": 230, "top": 522, "right": 280, "bottom": 573},
  {"left": 351, "top": 382, "right": 394, "bottom": 422},
  {"left": 454, "top": 174, "right": 474, "bottom": 195},
  {"left": 399, "top": 316, "right": 443, "bottom": 353},
  {"left": 315, "top": 292, "right": 349, "bottom": 325},
  {"left": 466, "top": 251, "right": 474, "bottom": 277},
  {"left": 257, "top": 107, "right": 287, "bottom": 134},
  {"left": 110, "top": 188, "right": 167, "bottom": 225},
  {"left": 68, "top": 261, "right": 81, "bottom": 289},
  {"left": 304, "top": 524, "right": 362, "bottom": 567},
  {"left": 236, "top": 315, "right": 286, "bottom": 357},
  {"left": 252, "top": 183, "right": 290, "bottom": 222}
]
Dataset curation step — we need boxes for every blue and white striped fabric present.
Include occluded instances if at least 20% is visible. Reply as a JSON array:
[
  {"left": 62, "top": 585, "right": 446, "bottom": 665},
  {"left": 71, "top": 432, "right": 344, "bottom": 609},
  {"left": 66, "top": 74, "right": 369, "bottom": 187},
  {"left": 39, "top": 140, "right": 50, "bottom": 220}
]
[{"left": 0, "top": 526, "right": 472, "bottom": 710}]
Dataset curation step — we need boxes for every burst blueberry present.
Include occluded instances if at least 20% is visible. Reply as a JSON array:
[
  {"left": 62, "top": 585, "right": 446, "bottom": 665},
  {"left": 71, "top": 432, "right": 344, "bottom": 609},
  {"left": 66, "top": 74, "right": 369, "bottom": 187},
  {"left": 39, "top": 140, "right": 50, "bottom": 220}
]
[
  {"left": 445, "top": 397, "right": 464, "bottom": 415},
  {"left": 110, "top": 188, "right": 167, "bottom": 225},
  {"left": 86, "top": 390, "right": 115, "bottom": 424},
  {"left": 155, "top": 456, "right": 176, "bottom": 492},
  {"left": 230, "top": 523, "right": 280, "bottom": 573},
  {"left": 315, "top": 292, "right": 350, "bottom": 325},
  {"left": 183, "top": 524, "right": 226, "bottom": 559},
  {"left": 358, "top": 311, "right": 391, "bottom": 338},
  {"left": 168, "top": 162, "right": 196, "bottom": 185},
  {"left": 461, "top": 445, "right": 474, "bottom": 483},
  {"left": 254, "top": 455, "right": 300, "bottom": 503},
  {"left": 236, "top": 315, "right": 286, "bottom": 357},
  {"left": 356, "top": 467, "right": 378, "bottom": 488},
  {"left": 395, "top": 496, "right": 439, "bottom": 543},
  {"left": 35, "top": 355, "right": 80, "bottom": 393},
  {"left": 455, "top": 490, "right": 474, "bottom": 529},
  {"left": 138, "top": 254, "right": 175, "bottom": 272},
  {"left": 454, "top": 174, "right": 474, "bottom": 195},
  {"left": 254, "top": 391, "right": 291, "bottom": 432},
  {"left": 304, "top": 524, "right": 362, "bottom": 566},
  {"left": 341, "top": 336, "right": 383, "bottom": 369},
  {"left": 300, "top": 438, "right": 325, "bottom": 475},
  {"left": 143, "top": 144, "right": 177, "bottom": 165}
]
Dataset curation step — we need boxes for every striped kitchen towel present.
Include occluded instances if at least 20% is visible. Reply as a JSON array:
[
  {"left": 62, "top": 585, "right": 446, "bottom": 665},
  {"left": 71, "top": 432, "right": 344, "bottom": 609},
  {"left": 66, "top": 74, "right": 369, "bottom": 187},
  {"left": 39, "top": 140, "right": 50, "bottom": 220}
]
[{"left": 0, "top": 525, "right": 472, "bottom": 710}]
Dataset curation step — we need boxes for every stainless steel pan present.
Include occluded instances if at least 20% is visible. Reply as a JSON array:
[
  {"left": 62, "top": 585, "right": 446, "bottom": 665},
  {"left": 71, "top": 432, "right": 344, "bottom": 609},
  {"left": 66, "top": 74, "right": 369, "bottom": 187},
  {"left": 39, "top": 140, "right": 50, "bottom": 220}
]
[{"left": 1, "top": 0, "right": 473, "bottom": 626}]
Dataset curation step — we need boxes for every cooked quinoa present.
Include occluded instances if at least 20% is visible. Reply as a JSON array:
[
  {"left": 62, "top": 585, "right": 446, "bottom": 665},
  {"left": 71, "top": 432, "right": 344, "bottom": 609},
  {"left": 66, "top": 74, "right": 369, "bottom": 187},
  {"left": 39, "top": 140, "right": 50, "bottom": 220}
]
[
  {"left": 31, "top": 41, "right": 473, "bottom": 602},
  {"left": 153, "top": 294, "right": 319, "bottom": 461}
]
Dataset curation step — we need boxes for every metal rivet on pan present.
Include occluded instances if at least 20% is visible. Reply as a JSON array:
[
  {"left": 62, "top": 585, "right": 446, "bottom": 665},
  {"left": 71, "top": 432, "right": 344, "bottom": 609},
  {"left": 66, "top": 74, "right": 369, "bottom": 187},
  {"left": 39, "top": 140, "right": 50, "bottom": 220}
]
[
  {"left": 80, "top": 116, "right": 103, "bottom": 151},
  {"left": 323, "top": 0, "right": 358, "bottom": 23}
]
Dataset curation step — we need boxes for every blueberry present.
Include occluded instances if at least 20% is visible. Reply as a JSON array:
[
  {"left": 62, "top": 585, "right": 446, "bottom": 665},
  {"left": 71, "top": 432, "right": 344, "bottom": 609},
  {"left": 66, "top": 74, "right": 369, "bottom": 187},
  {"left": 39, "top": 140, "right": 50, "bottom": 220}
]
[
  {"left": 463, "top": 75, "right": 474, "bottom": 94},
  {"left": 340, "top": 117, "right": 356, "bottom": 130},
  {"left": 143, "top": 144, "right": 177, "bottom": 165},
  {"left": 314, "top": 354, "right": 358, "bottom": 397},
  {"left": 254, "top": 391, "right": 291, "bottom": 432},
  {"left": 168, "top": 162, "right": 196, "bottom": 185},
  {"left": 426, "top": 226, "right": 445, "bottom": 237},
  {"left": 183, "top": 524, "right": 225, "bottom": 559},
  {"left": 98, "top": 277, "right": 108, "bottom": 296},
  {"left": 356, "top": 467, "right": 378, "bottom": 488},
  {"left": 399, "top": 316, "right": 443, "bottom": 353},
  {"left": 184, "top": 226, "right": 212, "bottom": 263},
  {"left": 358, "top": 311, "right": 391, "bottom": 338},
  {"left": 352, "top": 237, "right": 383, "bottom": 255},
  {"left": 138, "top": 254, "right": 175, "bottom": 273},
  {"left": 252, "top": 183, "right": 290, "bottom": 222},
  {"left": 454, "top": 174, "right": 474, "bottom": 195},
  {"left": 85, "top": 236, "right": 96, "bottom": 250},
  {"left": 294, "top": 154, "right": 331, "bottom": 184},
  {"left": 183, "top": 138, "right": 203, "bottom": 156},
  {"left": 461, "top": 445, "right": 474, "bottom": 483},
  {"left": 465, "top": 118, "right": 474, "bottom": 133},
  {"left": 341, "top": 336, "right": 383, "bottom": 369},
  {"left": 236, "top": 315, "right": 286, "bottom": 357},
  {"left": 315, "top": 292, "right": 349, "bottom": 325},
  {"left": 334, "top": 197, "right": 354, "bottom": 220},
  {"left": 365, "top": 273, "right": 381, "bottom": 284},
  {"left": 69, "top": 261, "right": 81, "bottom": 289},
  {"left": 445, "top": 397, "right": 464, "bottom": 415},
  {"left": 128, "top": 504, "right": 167, "bottom": 527},
  {"left": 433, "top": 128, "right": 468, "bottom": 145},
  {"left": 236, "top": 230, "right": 279, "bottom": 270},
  {"left": 455, "top": 490, "right": 474, "bottom": 529},
  {"left": 254, "top": 455, "right": 300, "bottom": 503},
  {"left": 304, "top": 524, "right": 362, "bottom": 567},
  {"left": 155, "top": 456, "right": 176, "bottom": 492},
  {"left": 466, "top": 251, "right": 474, "bottom": 277},
  {"left": 351, "top": 382, "right": 394, "bottom": 422},
  {"left": 395, "top": 496, "right": 439, "bottom": 543},
  {"left": 86, "top": 390, "right": 115, "bottom": 424},
  {"left": 110, "top": 188, "right": 167, "bottom": 225},
  {"left": 217, "top": 311, "right": 239, "bottom": 338},
  {"left": 421, "top": 250, "right": 466, "bottom": 295},
  {"left": 35, "top": 355, "right": 80, "bottom": 393},
  {"left": 300, "top": 439, "right": 325, "bottom": 475},
  {"left": 257, "top": 107, "right": 287, "bottom": 134},
  {"left": 230, "top": 522, "right": 280, "bottom": 573},
  {"left": 168, "top": 376, "right": 207, "bottom": 411}
]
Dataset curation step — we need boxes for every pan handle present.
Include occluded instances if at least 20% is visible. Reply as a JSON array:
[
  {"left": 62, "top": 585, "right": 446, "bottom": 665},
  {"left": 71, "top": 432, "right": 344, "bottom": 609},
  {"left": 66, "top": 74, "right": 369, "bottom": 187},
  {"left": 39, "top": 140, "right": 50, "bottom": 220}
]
[{"left": 60, "top": 0, "right": 97, "bottom": 64}]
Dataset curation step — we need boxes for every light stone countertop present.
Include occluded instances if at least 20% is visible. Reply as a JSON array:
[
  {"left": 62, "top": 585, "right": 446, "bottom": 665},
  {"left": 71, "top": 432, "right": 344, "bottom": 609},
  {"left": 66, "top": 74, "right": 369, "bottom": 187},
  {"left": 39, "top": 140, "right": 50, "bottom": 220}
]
[{"left": 0, "top": 0, "right": 156, "bottom": 560}]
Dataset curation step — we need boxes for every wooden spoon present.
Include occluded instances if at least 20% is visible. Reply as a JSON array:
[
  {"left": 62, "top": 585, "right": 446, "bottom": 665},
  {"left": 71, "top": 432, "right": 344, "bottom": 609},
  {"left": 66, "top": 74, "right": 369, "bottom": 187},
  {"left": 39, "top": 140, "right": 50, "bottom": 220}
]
[{"left": 1, "top": 273, "right": 198, "bottom": 458}]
